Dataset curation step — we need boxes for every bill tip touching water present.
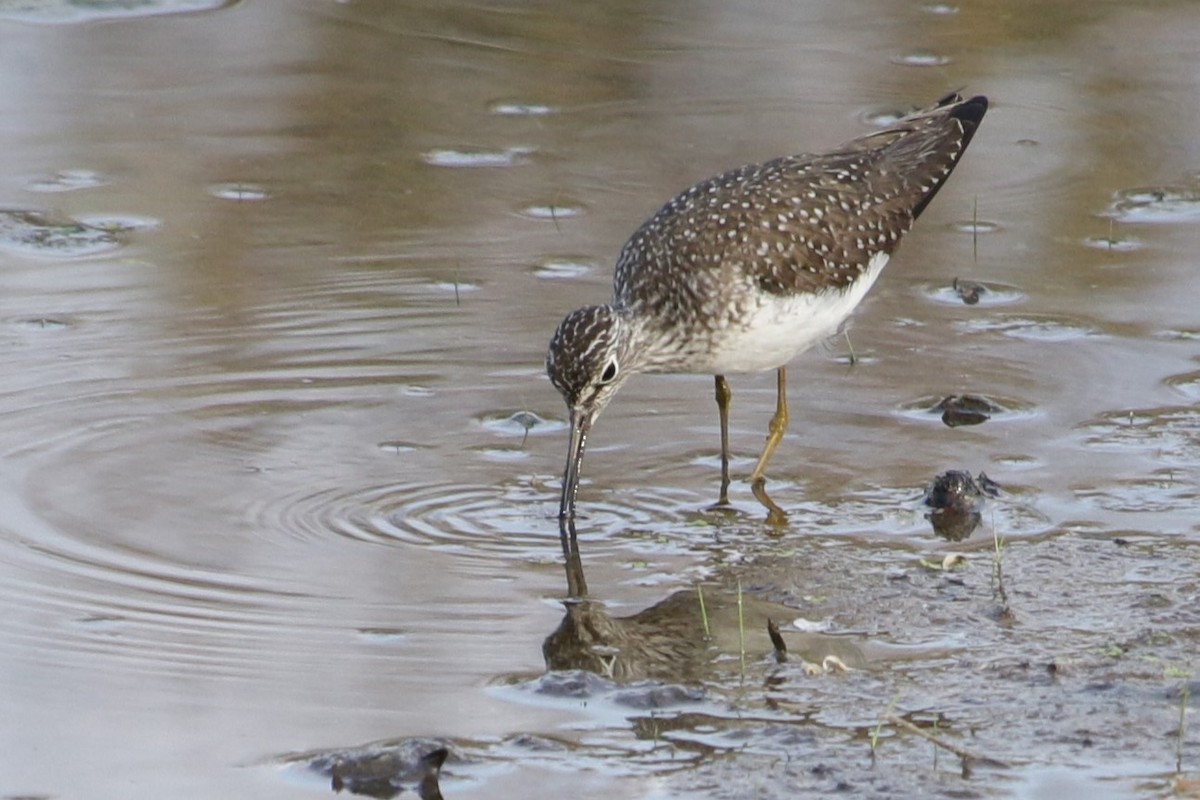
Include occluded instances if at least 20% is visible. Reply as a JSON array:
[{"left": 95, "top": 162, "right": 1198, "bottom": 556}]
[{"left": 547, "top": 92, "right": 988, "bottom": 523}]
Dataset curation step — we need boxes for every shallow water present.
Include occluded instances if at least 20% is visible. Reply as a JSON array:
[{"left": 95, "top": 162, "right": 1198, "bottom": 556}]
[{"left": 1, "top": 1, "right": 1198, "bottom": 798}]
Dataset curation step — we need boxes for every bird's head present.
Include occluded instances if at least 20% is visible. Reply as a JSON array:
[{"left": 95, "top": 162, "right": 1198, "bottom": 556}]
[{"left": 546, "top": 304, "right": 638, "bottom": 519}]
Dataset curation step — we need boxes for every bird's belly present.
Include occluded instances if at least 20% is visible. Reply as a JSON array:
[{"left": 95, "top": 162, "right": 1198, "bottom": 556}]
[{"left": 703, "top": 251, "right": 890, "bottom": 374}]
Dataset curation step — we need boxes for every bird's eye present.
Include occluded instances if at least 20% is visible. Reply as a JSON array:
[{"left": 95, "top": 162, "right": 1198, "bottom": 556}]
[{"left": 599, "top": 358, "right": 619, "bottom": 384}]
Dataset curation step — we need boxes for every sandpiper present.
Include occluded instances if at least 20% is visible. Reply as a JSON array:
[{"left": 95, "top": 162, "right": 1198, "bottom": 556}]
[{"left": 547, "top": 93, "right": 988, "bottom": 523}]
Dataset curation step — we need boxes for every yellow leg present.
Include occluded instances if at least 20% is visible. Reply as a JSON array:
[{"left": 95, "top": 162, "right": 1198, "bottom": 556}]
[
  {"left": 749, "top": 367, "right": 789, "bottom": 525},
  {"left": 714, "top": 375, "right": 732, "bottom": 506}
]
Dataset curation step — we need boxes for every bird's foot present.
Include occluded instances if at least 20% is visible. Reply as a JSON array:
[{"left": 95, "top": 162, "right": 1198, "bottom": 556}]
[
  {"left": 704, "top": 495, "right": 739, "bottom": 517},
  {"left": 751, "top": 478, "right": 788, "bottom": 528}
]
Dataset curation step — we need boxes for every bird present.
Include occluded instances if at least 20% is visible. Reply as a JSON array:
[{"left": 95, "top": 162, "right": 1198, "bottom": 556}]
[{"left": 546, "top": 92, "right": 988, "bottom": 524}]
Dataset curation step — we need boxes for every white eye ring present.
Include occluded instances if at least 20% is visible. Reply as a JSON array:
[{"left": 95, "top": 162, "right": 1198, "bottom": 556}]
[{"left": 599, "top": 358, "right": 619, "bottom": 384}]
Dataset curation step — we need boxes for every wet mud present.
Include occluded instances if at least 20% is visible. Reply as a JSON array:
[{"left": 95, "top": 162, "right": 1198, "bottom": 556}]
[{"left": 285, "top": 522, "right": 1200, "bottom": 798}]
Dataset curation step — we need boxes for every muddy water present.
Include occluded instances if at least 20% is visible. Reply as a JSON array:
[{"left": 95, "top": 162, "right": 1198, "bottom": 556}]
[{"left": 0, "top": 1, "right": 1198, "bottom": 798}]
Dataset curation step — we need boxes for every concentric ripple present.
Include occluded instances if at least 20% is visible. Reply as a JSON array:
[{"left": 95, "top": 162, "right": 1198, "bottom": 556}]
[
  {"left": 1081, "top": 234, "right": 1142, "bottom": 252},
  {"left": 477, "top": 409, "right": 567, "bottom": 437},
  {"left": 918, "top": 280, "right": 1024, "bottom": 307},
  {"left": 252, "top": 480, "right": 554, "bottom": 552},
  {"left": 0, "top": 250, "right": 576, "bottom": 683},
  {"left": 532, "top": 256, "right": 595, "bottom": 280},
  {"left": 1080, "top": 405, "right": 1200, "bottom": 464},
  {"left": 955, "top": 313, "right": 1100, "bottom": 341},
  {"left": 1164, "top": 370, "right": 1200, "bottom": 401},
  {"left": 948, "top": 219, "right": 1001, "bottom": 235},
  {"left": 1074, "top": 473, "right": 1199, "bottom": 516},
  {"left": 249, "top": 478, "right": 703, "bottom": 559},
  {"left": 890, "top": 51, "right": 952, "bottom": 67},
  {"left": 422, "top": 146, "right": 534, "bottom": 168},
  {"left": 208, "top": 182, "right": 270, "bottom": 201},
  {"left": 487, "top": 99, "right": 557, "bottom": 116},
  {"left": 1103, "top": 185, "right": 1200, "bottom": 224},
  {"left": 518, "top": 202, "right": 587, "bottom": 220},
  {"left": 896, "top": 394, "right": 1037, "bottom": 426},
  {"left": 24, "top": 168, "right": 109, "bottom": 192}
]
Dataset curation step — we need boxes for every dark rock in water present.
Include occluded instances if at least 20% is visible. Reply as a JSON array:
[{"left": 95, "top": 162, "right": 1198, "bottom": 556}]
[
  {"left": 953, "top": 277, "right": 987, "bottom": 305},
  {"left": 923, "top": 470, "right": 1000, "bottom": 541},
  {"left": 925, "top": 470, "right": 999, "bottom": 509},
  {"left": 303, "top": 739, "right": 450, "bottom": 799},
  {"left": 933, "top": 394, "right": 1001, "bottom": 427}
]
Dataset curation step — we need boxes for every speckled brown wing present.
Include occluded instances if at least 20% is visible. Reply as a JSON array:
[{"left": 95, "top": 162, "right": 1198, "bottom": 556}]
[{"left": 613, "top": 94, "right": 987, "bottom": 316}]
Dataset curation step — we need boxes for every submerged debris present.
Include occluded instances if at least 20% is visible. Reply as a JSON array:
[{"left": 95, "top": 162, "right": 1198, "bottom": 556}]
[{"left": 884, "top": 713, "right": 1009, "bottom": 775}]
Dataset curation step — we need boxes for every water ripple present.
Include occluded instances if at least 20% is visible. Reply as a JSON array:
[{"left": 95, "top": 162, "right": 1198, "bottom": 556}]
[
  {"left": 1164, "top": 370, "right": 1200, "bottom": 401},
  {"left": 422, "top": 146, "right": 534, "bottom": 168},
  {"left": 532, "top": 256, "right": 595, "bottom": 280},
  {"left": 24, "top": 168, "right": 109, "bottom": 192},
  {"left": 1081, "top": 405, "right": 1200, "bottom": 464},
  {"left": 890, "top": 51, "right": 952, "bottom": 67},
  {"left": 488, "top": 100, "right": 557, "bottom": 116},
  {"left": 955, "top": 313, "right": 1101, "bottom": 342},
  {"left": 0, "top": 208, "right": 123, "bottom": 257},
  {"left": 1103, "top": 185, "right": 1200, "bottom": 224},
  {"left": 0, "top": 0, "right": 235, "bottom": 24},
  {"left": 896, "top": 394, "right": 1038, "bottom": 426},
  {"left": 918, "top": 280, "right": 1024, "bottom": 308},
  {"left": 246, "top": 477, "right": 704, "bottom": 560},
  {"left": 0, "top": 256, "right": 548, "bottom": 680}
]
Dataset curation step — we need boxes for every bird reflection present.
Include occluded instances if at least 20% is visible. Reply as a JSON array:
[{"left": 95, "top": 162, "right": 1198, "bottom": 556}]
[
  {"left": 308, "top": 743, "right": 447, "bottom": 800},
  {"left": 547, "top": 517, "right": 714, "bottom": 682},
  {"left": 546, "top": 518, "right": 867, "bottom": 682}
]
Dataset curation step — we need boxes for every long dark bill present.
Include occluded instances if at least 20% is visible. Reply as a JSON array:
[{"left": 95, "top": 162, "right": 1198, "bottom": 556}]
[{"left": 558, "top": 408, "right": 592, "bottom": 520}]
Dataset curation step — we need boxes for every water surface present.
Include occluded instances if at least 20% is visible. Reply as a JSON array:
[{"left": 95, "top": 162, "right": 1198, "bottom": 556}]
[{"left": 1, "top": 1, "right": 1198, "bottom": 798}]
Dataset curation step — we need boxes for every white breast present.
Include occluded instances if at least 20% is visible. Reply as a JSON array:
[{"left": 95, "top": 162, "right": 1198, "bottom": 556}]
[{"left": 704, "top": 251, "right": 891, "bottom": 374}]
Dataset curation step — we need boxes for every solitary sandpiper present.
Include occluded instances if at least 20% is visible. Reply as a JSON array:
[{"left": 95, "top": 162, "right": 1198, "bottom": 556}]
[{"left": 547, "top": 92, "right": 988, "bottom": 524}]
